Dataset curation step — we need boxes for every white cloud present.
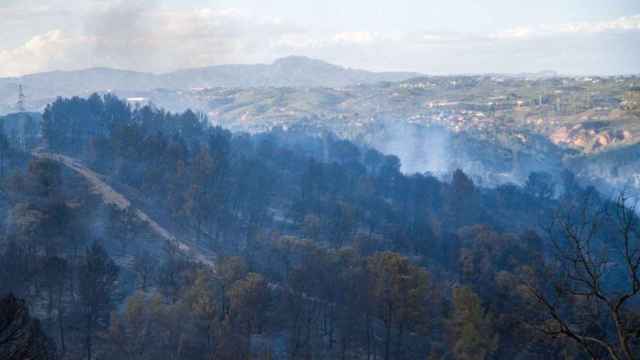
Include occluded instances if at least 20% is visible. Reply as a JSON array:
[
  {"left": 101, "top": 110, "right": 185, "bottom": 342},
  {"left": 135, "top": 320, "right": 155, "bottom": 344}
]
[
  {"left": 0, "top": 2, "right": 302, "bottom": 75},
  {"left": 0, "top": 6, "right": 638, "bottom": 77},
  {"left": 0, "top": 30, "right": 90, "bottom": 77},
  {"left": 272, "top": 31, "right": 385, "bottom": 50},
  {"left": 333, "top": 32, "right": 376, "bottom": 45},
  {"left": 494, "top": 14, "right": 640, "bottom": 39},
  {"left": 80, "top": 4, "right": 303, "bottom": 71},
  {"left": 273, "top": 34, "right": 322, "bottom": 50}
]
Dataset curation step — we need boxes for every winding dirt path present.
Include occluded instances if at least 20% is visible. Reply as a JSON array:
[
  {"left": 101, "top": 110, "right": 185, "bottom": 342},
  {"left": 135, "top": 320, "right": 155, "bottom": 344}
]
[
  {"left": 33, "top": 151, "right": 216, "bottom": 267},
  {"left": 32, "top": 152, "right": 338, "bottom": 307}
]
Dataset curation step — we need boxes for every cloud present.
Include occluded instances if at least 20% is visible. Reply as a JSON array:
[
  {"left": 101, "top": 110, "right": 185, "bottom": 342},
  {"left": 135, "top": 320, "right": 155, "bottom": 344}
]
[
  {"left": 0, "top": 30, "right": 90, "bottom": 77},
  {"left": 333, "top": 32, "right": 377, "bottom": 45},
  {"left": 272, "top": 31, "right": 388, "bottom": 51},
  {"left": 493, "top": 14, "right": 640, "bottom": 39},
  {"left": 80, "top": 2, "right": 301, "bottom": 71},
  {"left": 0, "top": 1, "right": 303, "bottom": 76},
  {"left": 0, "top": 7, "right": 638, "bottom": 77}
]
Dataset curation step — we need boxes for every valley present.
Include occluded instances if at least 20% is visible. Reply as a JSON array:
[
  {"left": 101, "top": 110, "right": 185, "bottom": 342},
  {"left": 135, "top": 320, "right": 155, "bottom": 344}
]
[
  {"left": 3, "top": 59, "right": 639, "bottom": 194},
  {"left": 1, "top": 58, "right": 639, "bottom": 360}
]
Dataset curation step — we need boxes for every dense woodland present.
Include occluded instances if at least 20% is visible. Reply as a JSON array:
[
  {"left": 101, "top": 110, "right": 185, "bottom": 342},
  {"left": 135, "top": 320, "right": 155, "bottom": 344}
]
[{"left": 0, "top": 94, "right": 639, "bottom": 359}]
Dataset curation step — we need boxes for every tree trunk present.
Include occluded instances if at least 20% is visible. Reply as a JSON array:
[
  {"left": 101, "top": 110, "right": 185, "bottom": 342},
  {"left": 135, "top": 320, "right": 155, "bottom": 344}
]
[
  {"left": 366, "top": 312, "right": 372, "bottom": 360},
  {"left": 384, "top": 324, "right": 391, "bottom": 360},
  {"left": 612, "top": 309, "right": 635, "bottom": 360},
  {"left": 58, "top": 308, "right": 66, "bottom": 357},
  {"left": 86, "top": 322, "right": 93, "bottom": 360}
]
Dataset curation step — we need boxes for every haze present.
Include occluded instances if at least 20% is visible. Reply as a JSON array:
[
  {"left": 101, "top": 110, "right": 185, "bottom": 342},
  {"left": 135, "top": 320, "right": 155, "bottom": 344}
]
[{"left": 1, "top": 0, "right": 639, "bottom": 76}]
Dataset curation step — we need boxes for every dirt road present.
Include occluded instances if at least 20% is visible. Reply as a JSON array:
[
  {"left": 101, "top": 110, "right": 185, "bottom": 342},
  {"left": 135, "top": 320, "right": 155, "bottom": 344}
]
[{"left": 33, "top": 151, "right": 216, "bottom": 267}]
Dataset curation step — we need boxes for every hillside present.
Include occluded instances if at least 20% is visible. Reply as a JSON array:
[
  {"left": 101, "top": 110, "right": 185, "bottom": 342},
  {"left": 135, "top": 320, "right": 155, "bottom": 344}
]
[
  {"left": 0, "top": 56, "right": 419, "bottom": 114},
  {"left": 1, "top": 94, "right": 639, "bottom": 359},
  {"left": 121, "top": 75, "right": 639, "bottom": 193}
]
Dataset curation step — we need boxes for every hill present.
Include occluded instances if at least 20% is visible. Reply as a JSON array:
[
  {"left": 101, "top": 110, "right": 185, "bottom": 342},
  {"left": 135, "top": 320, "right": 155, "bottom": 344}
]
[
  {"left": 1, "top": 94, "right": 639, "bottom": 359},
  {"left": 0, "top": 56, "right": 420, "bottom": 114}
]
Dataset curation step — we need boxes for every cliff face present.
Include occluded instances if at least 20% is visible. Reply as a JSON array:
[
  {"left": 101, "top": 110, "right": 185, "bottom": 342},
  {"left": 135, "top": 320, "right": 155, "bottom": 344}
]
[{"left": 0, "top": 294, "right": 56, "bottom": 360}]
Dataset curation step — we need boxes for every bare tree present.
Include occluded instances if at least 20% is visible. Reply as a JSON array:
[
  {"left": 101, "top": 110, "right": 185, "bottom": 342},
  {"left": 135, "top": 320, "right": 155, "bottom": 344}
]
[{"left": 523, "top": 191, "right": 640, "bottom": 360}]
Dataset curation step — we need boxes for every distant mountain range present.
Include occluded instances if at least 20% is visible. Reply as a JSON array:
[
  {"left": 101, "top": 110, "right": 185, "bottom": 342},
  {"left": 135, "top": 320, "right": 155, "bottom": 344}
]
[{"left": 0, "top": 56, "right": 421, "bottom": 114}]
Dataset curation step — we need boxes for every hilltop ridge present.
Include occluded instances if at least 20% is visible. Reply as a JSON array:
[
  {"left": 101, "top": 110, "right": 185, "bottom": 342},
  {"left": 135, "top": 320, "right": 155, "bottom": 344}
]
[{"left": 0, "top": 56, "right": 420, "bottom": 113}]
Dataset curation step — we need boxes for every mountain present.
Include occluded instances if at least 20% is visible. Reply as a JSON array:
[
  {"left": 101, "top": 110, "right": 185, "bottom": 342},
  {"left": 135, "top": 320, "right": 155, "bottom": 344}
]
[
  {"left": 165, "top": 56, "right": 420, "bottom": 88},
  {"left": 0, "top": 56, "right": 420, "bottom": 114}
]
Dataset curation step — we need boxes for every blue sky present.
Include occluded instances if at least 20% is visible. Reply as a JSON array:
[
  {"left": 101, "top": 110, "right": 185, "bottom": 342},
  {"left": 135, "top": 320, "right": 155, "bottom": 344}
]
[{"left": 1, "top": 0, "right": 639, "bottom": 76}]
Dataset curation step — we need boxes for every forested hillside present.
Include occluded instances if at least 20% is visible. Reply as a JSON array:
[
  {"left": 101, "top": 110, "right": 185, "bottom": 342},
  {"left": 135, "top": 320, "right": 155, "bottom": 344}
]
[{"left": 0, "top": 95, "right": 638, "bottom": 359}]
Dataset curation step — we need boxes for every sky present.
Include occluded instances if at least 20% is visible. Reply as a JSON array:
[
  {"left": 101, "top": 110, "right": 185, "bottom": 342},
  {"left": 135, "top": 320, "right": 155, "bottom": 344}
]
[{"left": 0, "top": 0, "right": 639, "bottom": 77}]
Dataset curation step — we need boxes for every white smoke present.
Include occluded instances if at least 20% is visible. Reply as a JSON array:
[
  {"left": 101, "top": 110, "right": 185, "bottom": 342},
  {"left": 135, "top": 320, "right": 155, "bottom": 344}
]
[
  {"left": 373, "top": 122, "right": 451, "bottom": 175},
  {"left": 366, "top": 121, "right": 526, "bottom": 188}
]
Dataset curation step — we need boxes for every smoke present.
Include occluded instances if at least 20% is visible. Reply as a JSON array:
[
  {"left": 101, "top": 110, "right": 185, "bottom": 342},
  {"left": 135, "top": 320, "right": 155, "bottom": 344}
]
[
  {"left": 86, "top": 0, "right": 157, "bottom": 71},
  {"left": 368, "top": 122, "right": 452, "bottom": 175},
  {"left": 84, "top": 1, "right": 247, "bottom": 72},
  {"left": 366, "top": 121, "right": 528, "bottom": 187}
]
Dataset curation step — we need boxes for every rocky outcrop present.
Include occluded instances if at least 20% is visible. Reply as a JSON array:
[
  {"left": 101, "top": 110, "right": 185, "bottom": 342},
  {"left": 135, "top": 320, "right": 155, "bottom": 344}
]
[
  {"left": 0, "top": 294, "right": 56, "bottom": 360},
  {"left": 550, "top": 124, "right": 632, "bottom": 152}
]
